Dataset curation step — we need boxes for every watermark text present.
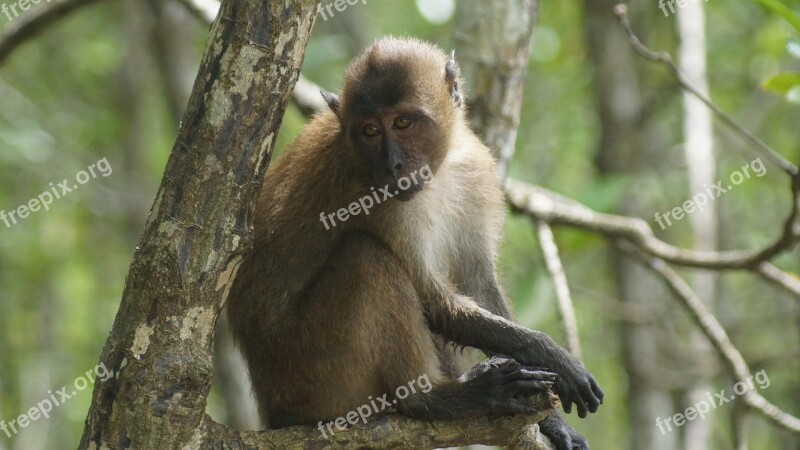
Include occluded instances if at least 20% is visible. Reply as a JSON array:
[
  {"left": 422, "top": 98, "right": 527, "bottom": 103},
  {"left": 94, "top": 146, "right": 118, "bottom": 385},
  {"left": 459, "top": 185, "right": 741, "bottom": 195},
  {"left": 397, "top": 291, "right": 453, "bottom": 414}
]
[
  {"left": 654, "top": 157, "right": 765, "bottom": 230},
  {"left": 1, "top": 157, "right": 113, "bottom": 229},
  {"left": 317, "top": 373, "right": 432, "bottom": 438},
  {"left": 655, "top": 370, "right": 770, "bottom": 435}
]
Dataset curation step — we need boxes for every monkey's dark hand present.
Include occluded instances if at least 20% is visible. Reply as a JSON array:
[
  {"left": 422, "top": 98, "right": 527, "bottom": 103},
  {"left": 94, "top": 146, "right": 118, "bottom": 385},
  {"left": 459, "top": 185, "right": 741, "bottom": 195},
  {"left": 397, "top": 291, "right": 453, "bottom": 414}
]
[
  {"left": 539, "top": 413, "right": 589, "bottom": 450},
  {"left": 460, "top": 357, "right": 559, "bottom": 416},
  {"left": 553, "top": 361, "right": 603, "bottom": 418},
  {"left": 514, "top": 341, "right": 603, "bottom": 418}
]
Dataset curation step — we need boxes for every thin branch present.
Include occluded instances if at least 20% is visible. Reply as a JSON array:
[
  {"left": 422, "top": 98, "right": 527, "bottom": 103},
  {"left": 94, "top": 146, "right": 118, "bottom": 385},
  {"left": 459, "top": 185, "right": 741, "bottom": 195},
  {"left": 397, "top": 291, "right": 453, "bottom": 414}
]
[
  {"left": 535, "top": 220, "right": 582, "bottom": 360},
  {"left": 624, "top": 243, "right": 800, "bottom": 434},
  {"left": 757, "top": 262, "right": 800, "bottom": 297},
  {"left": 0, "top": 0, "right": 107, "bottom": 67},
  {"left": 614, "top": 3, "right": 798, "bottom": 177},
  {"left": 505, "top": 179, "right": 800, "bottom": 298},
  {"left": 293, "top": 74, "right": 328, "bottom": 116},
  {"left": 613, "top": 5, "right": 800, "bottom": 281},
  {"left": 174, "top": 0, "right": 218, "bottom": 24}
]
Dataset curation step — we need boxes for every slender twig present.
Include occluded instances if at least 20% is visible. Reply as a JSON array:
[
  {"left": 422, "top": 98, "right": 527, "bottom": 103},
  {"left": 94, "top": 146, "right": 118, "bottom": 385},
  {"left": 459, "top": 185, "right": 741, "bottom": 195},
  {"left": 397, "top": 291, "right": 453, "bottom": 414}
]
[
  {"left": 614, "top": 3, "right": 797, "bottom": 176},
  {"left": 757, "top": 262, "right": 800, "bottom": 297},
  {"left": 505, "top": 180, "right": 799, "bottom": 281},
  {"left": 535, "top": 220, "right": 582, "bottom": 360},
  {"left": 0, "top": 0, "right": 108, "bottom": 67},
  {"left": 293, "top": 75, "right": 328, "bottom": 116},
  {"left": 623, "top": 243, "right": 800, "bottom": 434},
  {"left": 175, "top": 0, "right": 219, "bottom": 24},
  {"left": 616, "top": 2, "right": 800, "bottom": 273}
]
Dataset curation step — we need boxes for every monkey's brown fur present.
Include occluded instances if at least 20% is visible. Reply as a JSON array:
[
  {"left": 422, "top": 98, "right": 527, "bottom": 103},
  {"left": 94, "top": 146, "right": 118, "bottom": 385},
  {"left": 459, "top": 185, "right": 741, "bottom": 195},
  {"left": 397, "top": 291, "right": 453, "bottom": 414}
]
[{"left": 227, "top": 37, "right": 601, "bottom": 448}]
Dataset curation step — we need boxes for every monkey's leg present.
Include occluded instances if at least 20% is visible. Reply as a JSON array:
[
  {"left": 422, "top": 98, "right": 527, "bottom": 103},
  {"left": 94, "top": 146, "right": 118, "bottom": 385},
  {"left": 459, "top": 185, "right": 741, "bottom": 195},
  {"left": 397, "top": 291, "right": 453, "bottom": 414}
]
[
  {"left": 244, "top": 231, "right": 524, "bottom": 428},
  {"left": 305, "top": 232, "right": 559, "bottom": 422},
  {"left": 237, "top": 230, "right": 432, "bottom": 428}
]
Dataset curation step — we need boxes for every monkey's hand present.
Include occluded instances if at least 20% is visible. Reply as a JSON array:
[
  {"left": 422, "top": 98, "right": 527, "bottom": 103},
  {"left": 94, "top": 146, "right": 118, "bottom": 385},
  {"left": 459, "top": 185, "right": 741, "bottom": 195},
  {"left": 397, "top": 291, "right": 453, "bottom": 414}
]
[
  {"left": 459, "top": 357, "right": 559, "bottom": 416},
  {"left": 514, "top": 336, "right": 604, "bottom": 418},
  {"left": 539, "top": 413, "right": 589, "bottom": 450}
]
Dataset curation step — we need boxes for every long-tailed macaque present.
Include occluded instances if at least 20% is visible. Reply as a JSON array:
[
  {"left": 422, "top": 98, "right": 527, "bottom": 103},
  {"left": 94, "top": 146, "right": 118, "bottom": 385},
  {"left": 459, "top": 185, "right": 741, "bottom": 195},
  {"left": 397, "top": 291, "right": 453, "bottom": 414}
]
[{"left": 227, "top": 37, "right": 603, "bottom": 450}]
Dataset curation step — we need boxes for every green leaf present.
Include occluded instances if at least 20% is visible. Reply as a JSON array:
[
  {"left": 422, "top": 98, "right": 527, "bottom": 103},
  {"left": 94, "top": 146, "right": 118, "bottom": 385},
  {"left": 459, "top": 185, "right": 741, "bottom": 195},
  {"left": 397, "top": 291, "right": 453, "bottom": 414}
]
[
  {"left": 762, "top": 72, "right": 800, "bottom": 93},
  {"left": 756, "top": 0, "right": 800, "bottom": 32}
]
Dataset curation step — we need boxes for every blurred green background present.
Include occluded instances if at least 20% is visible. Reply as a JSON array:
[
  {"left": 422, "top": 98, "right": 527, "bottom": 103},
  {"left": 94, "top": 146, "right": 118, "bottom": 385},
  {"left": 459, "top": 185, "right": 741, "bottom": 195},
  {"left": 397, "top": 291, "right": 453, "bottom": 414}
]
[{"left": 0, "top": 0, "right": 798, "bottom": 449}]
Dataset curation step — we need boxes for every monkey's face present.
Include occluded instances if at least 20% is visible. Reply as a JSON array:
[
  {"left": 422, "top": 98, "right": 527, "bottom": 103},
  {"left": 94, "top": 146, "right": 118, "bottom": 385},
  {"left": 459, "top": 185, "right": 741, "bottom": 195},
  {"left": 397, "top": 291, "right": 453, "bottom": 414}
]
[
  {"left": 329, "top": 38, "right": 463, "bottom": 201},
  {"left": 345, "top": 105, "right": 447, "bottom": 201}
]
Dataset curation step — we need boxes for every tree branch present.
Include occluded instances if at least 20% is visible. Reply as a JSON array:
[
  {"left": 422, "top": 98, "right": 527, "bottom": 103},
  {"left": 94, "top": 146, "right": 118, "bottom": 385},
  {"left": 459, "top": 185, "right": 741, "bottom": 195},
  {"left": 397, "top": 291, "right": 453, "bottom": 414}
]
[
  {"left": 623, "top": 243, "right": 800, "bottom": 434},
  {"left": 505, "top": 179, "right": 800, "bottom": 298},
  {"left": 614, "top": 3, "right": 798, "bottom": 177},
  {"left": 614, "top": 4, "right": 800, "bottom": 286},
  {"left": 535, "top": 220, "right": 582, "bottom": 360},
  {"left": 174, "top": 0, "right": 218, "bottom": 24},
  {"left": 198, "top": 393, "right": 558, "bottom": 449},
  {"left": 293, "top": 74, "right": 328, "bottom": 116},
  {"left": 0, "top": 0, "right": 108, "bottom": 66}
]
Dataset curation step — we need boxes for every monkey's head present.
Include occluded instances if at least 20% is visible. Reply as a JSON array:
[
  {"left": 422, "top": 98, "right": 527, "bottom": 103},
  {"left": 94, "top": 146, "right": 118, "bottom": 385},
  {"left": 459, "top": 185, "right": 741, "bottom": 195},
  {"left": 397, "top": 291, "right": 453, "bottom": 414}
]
[{"left": 322, "top": 37, "right": 464, "bottom": 201}]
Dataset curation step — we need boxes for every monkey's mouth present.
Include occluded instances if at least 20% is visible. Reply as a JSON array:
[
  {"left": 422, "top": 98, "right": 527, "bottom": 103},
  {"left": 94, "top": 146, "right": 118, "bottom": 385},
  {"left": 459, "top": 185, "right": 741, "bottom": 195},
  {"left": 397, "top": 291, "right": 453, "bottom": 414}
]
[{"left": 391, "top": 180, "right": 426, "bottom": 202}]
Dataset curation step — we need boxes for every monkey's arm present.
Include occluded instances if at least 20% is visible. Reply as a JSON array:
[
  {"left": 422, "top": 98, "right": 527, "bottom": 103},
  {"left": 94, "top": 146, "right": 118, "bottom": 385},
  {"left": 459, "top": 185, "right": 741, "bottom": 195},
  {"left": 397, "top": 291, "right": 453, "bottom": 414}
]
[
  {"left": 422, "top": 282, "right": 604, "bottom": 418},
  {"left": 456, "top": 264, "right": 513, "bottom": 320}
]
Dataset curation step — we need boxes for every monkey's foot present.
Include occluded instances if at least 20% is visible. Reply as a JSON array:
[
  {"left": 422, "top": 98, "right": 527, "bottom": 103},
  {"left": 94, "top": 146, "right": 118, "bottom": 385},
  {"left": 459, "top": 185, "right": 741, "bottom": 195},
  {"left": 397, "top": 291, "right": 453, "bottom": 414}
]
[{"left": 538, "top": 413, "right": 589, "bottom": 450}]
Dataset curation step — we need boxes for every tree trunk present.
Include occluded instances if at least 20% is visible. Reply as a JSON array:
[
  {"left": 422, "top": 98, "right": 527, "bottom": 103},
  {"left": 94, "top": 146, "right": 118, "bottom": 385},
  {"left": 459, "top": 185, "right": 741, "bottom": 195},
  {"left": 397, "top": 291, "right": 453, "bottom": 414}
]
[
  {"left": 78, "top": 1, "right": 318, "bottom": 446},
  {"left": 581, "top": 2, "right": 676, "bottom": 450},
  {"left": 676, "top": 2, "right": 718, "bottom": 449},
  {"left": 451, "top": 0, "right": 538, "bottom": 182}
]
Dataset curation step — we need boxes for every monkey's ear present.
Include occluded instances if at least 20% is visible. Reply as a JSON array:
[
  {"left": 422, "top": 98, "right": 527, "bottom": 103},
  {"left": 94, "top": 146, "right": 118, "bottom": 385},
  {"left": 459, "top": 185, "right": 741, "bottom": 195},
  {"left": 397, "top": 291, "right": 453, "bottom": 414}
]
[
  {"left": 320, "top": 90, "right": 341, "bottom": 119},
  {"left": 445, "top": 50, "right": 463, "bottom": 108}
]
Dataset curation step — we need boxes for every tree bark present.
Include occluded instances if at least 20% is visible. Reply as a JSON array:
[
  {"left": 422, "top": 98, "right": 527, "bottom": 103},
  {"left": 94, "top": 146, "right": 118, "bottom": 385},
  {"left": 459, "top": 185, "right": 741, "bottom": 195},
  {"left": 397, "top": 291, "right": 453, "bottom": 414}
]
[
  {"left": 78, "top": 0, "right": 318, "bottom": 446},
  {"left": 451, "top": 0, "right": 538, "bottom": 182}
]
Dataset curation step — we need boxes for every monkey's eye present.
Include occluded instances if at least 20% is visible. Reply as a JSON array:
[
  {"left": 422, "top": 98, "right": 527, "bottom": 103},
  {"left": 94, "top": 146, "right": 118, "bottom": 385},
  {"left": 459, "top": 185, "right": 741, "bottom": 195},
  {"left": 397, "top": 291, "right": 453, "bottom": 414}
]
[
  {"left": 393, "top": 116, "right": 413, "bottom": 129},
  {"left": 362, "top": 124, "right": 380, "bottom": 137}
]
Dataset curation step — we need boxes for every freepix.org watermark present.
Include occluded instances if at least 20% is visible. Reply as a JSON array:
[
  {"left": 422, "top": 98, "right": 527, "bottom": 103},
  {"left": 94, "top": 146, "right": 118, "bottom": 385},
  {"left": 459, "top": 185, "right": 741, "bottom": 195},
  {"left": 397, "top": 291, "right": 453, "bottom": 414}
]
[
  {"left": 0, "top": 157, "right": 112, "bottom": 229},
  {"left": 319, "top": 164, "right": 433, "bottom": 230},
  {"left": 316, "top": 0, "right": 367, "bottom": 21},
  {"left": 1, "top": 0, "right": 51, "bottom": 22},
  {"left": 317, "top": 373, "right": 432, "bottom": 438},
  {"left": 1, "top": 363, "right": 112, "bottom": 438},
  {"left": 658, "top": 0, "right": 709, "bottom": 17},
  {"left": 654, "top": 157, "right": 765, "bottom": 230},
  {"left": 655, "top": 369, "right": 770, "bottom": 435}
]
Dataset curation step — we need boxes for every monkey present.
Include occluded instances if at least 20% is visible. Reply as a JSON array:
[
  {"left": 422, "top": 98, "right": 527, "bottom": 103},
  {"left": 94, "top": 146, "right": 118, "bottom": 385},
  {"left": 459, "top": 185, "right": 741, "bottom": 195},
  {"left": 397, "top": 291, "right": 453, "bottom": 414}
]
[{"left": 226, "top": 37, "right": 603, "bottom": 450}]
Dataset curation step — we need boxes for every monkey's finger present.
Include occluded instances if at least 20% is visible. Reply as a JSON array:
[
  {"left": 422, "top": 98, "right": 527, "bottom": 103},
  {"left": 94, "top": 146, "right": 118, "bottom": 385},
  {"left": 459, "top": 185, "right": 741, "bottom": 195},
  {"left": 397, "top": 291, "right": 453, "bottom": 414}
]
[
  {"left": 511, "top": 369, "right": 558, "bottom": 382},
  {"left": 506, "top": 379, "right": 554, "bottom": 392},
  {"left": 561, "top": 393, "right": 573, "bottom": 414},
  {"left": 580, "top": 386, "right": 601, "bottom": 414},
  {"left": 591, "top": 378, "right": 605, "bottom": 404},
  {"left": 581, "top": 378, "right": 604, "bottom": 413},
  {"left": 499, "top": 368, "right": 556, "bottom": 387},
  {"left": 518, "top": 366, "right": 558, "bottom": 379},
  {"left": 573, "top": 394, "right": 589, "bottom": 418}
]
